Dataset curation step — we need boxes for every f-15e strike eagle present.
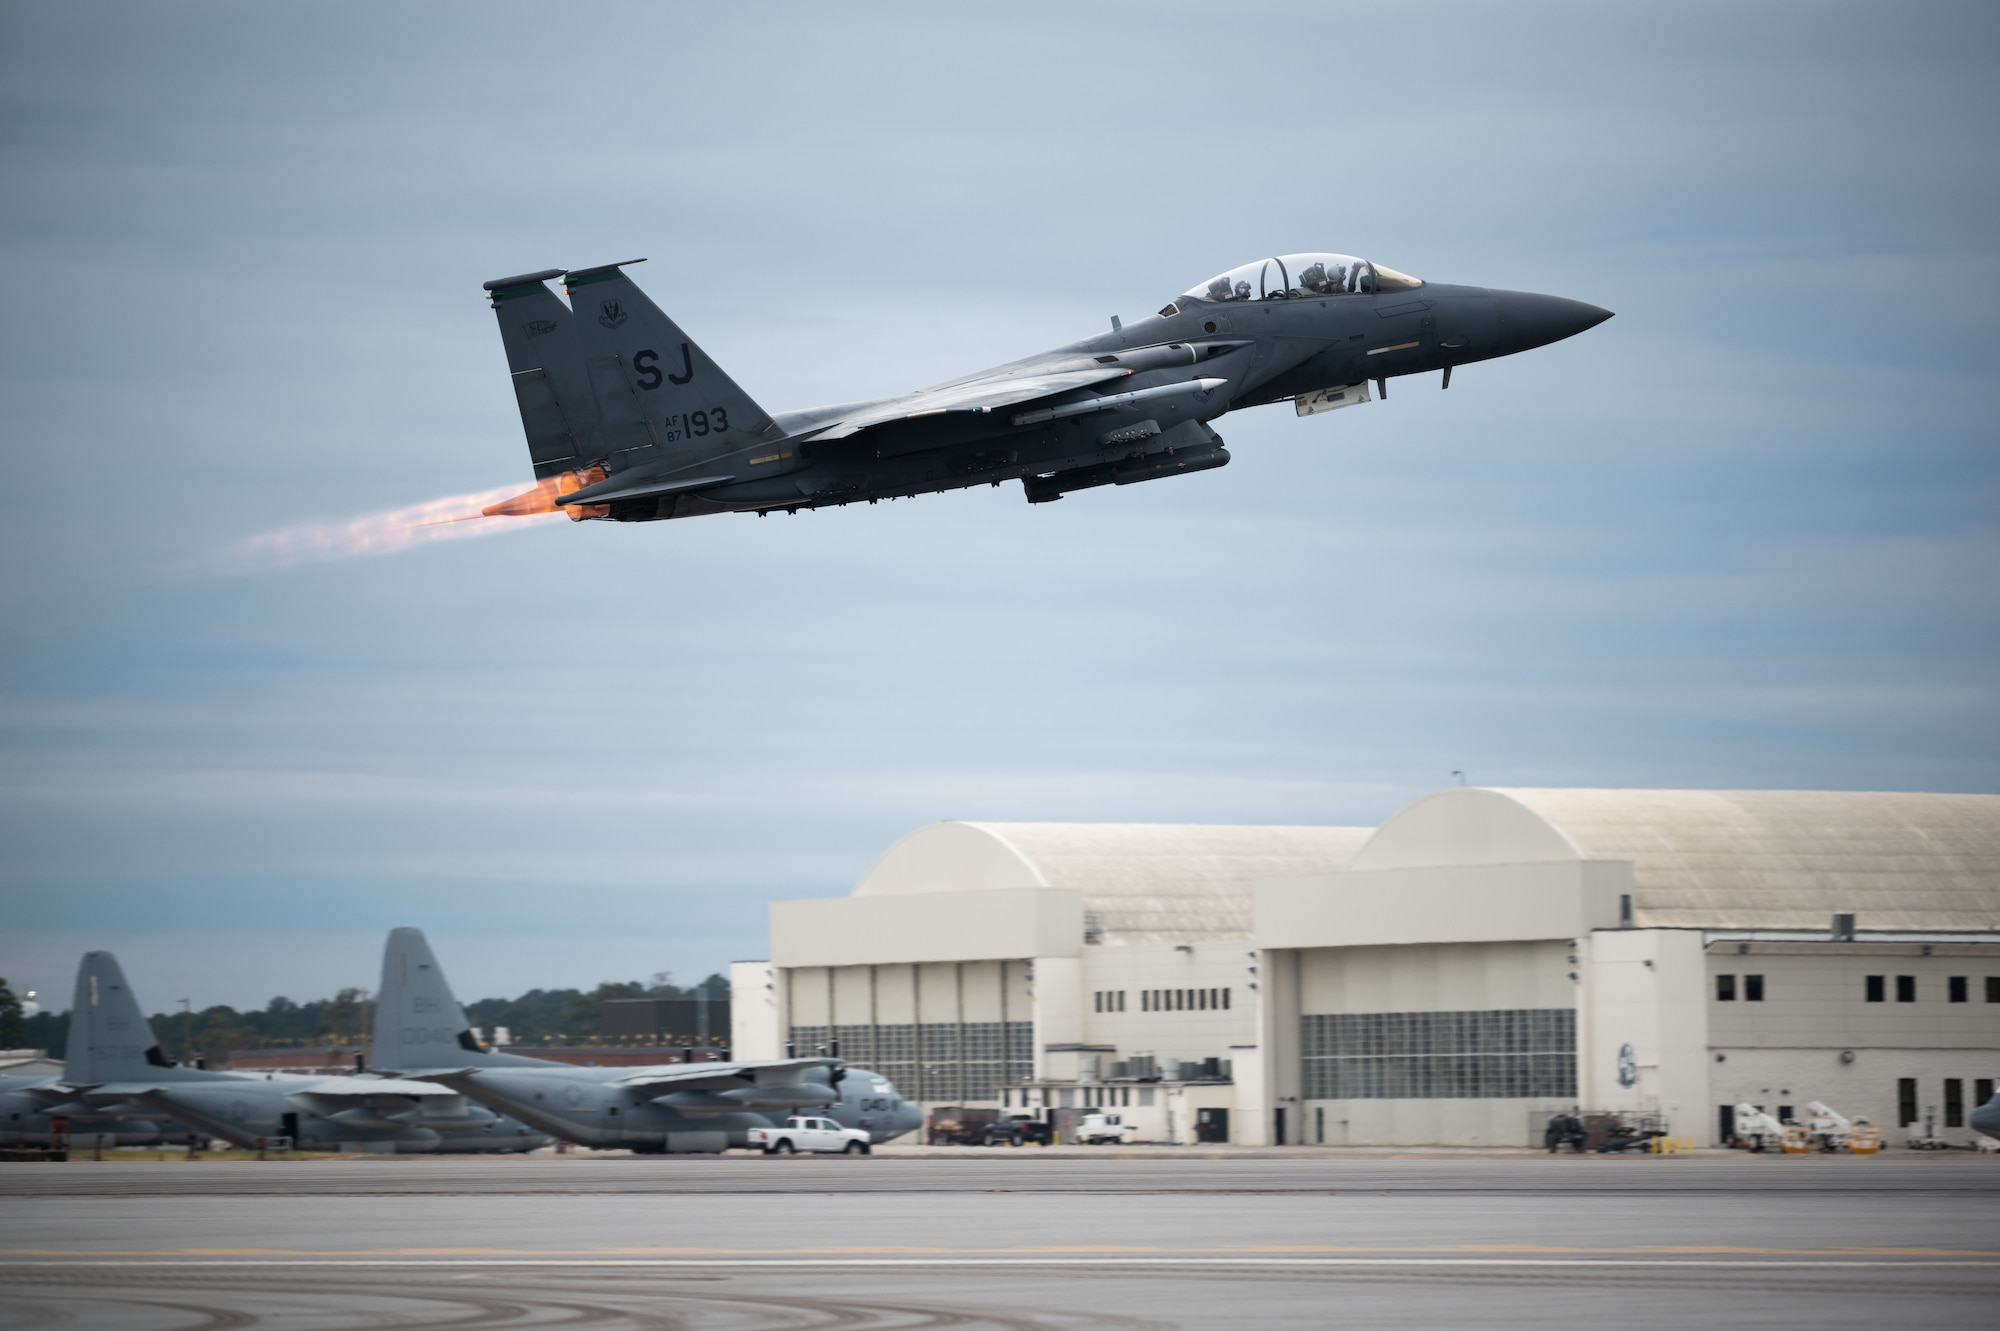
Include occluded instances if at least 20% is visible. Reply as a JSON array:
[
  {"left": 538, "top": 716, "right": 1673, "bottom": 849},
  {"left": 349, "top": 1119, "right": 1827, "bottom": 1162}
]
[{"left": 480, "top": 254, "right": 1610, "bottom": 522}]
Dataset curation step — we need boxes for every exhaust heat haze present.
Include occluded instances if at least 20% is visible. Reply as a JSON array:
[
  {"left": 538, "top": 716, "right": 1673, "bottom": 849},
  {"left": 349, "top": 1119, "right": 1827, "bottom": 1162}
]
[{"left": 213, "top": 483, "right": 563, "bottom": 574}]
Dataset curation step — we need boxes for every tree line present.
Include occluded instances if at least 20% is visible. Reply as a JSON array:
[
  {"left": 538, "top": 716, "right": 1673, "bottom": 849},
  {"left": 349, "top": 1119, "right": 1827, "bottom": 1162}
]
[{"left": 0, "top": 972, "right": 729, "bottom": 1065}]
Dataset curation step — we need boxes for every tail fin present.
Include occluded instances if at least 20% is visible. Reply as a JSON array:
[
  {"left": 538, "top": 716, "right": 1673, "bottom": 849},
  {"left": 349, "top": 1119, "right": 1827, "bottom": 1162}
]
[
  {"left": 372, "top": 927, "right": 548, "bottom": 1070},
  {"left": 484, "top": 269, "right": 606, "bottom": 481},
  {"left": 65, "top": 952, "right": 175, "bottom": 1084},
  {"left": 561, "top": 260, "right": 779, "bottom": 473}
]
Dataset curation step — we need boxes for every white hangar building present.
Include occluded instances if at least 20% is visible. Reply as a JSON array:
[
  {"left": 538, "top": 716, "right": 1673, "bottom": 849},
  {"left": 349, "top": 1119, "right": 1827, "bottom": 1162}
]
[{"left": 733, "top": 789, "right": 2000, "bottom": 1147}]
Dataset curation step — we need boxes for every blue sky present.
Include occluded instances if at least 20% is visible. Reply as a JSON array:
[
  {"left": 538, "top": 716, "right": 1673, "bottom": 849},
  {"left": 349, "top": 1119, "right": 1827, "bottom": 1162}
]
[{"left": 2, "top": 2, "right": 1995, "bottom": 1011}]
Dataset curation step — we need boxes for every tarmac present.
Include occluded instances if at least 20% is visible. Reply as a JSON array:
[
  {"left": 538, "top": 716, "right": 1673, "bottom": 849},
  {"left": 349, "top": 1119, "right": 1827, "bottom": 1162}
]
[{"left": 2, "top": 1148, "right": 1994, "bottom": 1328}]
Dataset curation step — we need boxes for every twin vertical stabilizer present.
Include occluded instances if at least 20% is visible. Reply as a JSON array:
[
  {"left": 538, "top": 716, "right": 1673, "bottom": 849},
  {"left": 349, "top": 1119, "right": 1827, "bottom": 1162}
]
[{"left": 483, "top": 261, "right": 777, "bottom": 494}]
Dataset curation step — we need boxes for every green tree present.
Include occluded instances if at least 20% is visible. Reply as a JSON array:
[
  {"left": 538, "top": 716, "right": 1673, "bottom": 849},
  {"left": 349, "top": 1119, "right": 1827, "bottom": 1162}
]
[
  {"left": 194, "top": 1009, "right": 256, "bottom": 1067},
  {"left": 23, "top": 1009, "right": 66, "bottom": 1054},
  {"left": 558, "top": 981, "right": 645, "bottom": 1036},
  {"left": 314, "top": 987, "right": 371, "bottom": 1043},
  {"left": 0, "top": 978, "right": 25, "bottom": 1048},
  {"left": 463, "top": 988, "right": 583, "bottom": 1041}
]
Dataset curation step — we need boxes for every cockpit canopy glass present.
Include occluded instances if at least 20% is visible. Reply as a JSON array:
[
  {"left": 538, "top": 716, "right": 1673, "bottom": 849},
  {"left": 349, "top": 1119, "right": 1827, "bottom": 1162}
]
[{"left": 1182, "top": 253, "right": 1422, "bottom": 302}]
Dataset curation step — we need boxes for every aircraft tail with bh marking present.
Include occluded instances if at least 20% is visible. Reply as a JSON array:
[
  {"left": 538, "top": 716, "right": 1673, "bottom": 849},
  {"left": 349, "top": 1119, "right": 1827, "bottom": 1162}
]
[
  {"left": 63, "top": 952, "right": 194, "bottom": 1085},
  {"left": 371, "top": 927, "right": 552, "bottom": 1072}
]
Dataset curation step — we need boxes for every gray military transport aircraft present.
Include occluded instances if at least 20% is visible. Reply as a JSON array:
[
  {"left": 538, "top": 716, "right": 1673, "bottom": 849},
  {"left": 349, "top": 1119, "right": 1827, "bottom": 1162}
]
[
  {"left": 478, "top": 253, "right": 1609, "bottom": 521},
  {"left": 48, "top": 952, "right": 551, "bottom": 1153},
  {"left": 374, "top": 926, "right": 923, "bottom": 1153}
]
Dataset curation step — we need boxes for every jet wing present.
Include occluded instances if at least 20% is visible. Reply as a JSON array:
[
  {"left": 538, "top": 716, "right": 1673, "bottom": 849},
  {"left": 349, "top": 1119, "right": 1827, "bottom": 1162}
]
[
  {"left": 286, "top": 1076, "right": 465, "bottom": 1099},
  {"left": 805, "top": 366, "right": 1132, "bottom": 442},
  {"left": 58, "top": 1081, "right": 186, "bottom": 1099},
  {"left": 605, "top": 1057, "right": 838, "bottom": 1091},
  {"left": 284, "top": 1079, "right": 468, "bottom": 1116}
]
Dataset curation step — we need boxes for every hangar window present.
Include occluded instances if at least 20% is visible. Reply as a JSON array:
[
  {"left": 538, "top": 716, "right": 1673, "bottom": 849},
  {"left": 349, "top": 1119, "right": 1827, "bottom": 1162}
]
[
  {"left": 1745, "top": 975, "right": 1764, "bottom": 1002},
  {"left": 1945, "top": 1079, "right": 1964, "bottom": 1127},
  {"left": 1979, "top": 1078, "right": 1995, "bottom": 1106},
  {"left": 1865, "top": 975, "right": 1885, "bottom": 1002},
  {"left": 1301, "top": 1008, "right": 1576, "bottom": 1100},
  {"left": 1948, "top": 976, "right": 1967, "bottom": 1003},
  {"left": 1897, "top": 1078, "right": 1918, "bottom": 1126},
  {"left": 1896, "top": 975, "right": 1917, "bottom": 1003},
  {"left": 1182, "top": 253, "right": 1423, "bottom": 304},
  {"left": 1988, "top": 976, "right": 2000, "bottom": 1002},
  {"left": 1716, "top": 974, "right": 1736, "bottom": 1001}
]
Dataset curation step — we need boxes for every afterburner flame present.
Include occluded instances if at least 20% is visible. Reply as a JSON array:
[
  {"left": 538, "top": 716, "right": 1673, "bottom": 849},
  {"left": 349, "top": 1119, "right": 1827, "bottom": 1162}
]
[
  {"left": 482, "top": 466, "right": 609, "bottom": 520},
  {"left": 216, "top": 482, "right": 567, "bottom": 573}
]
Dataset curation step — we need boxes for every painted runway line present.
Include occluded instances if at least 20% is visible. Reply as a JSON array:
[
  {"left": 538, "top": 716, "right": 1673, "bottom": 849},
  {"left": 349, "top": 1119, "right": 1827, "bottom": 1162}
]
[
  {"left": 4, "top": 1257, "right": 1996, "bottom": 1270},
  {"left": 4, "top": 1243, "right": 1993, "bottom": 1258}
]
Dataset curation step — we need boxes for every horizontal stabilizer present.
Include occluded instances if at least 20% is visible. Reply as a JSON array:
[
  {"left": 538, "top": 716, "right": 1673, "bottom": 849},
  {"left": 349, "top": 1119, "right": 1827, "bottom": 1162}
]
[{"left": 483, "top": 268, "right": 565, "bottom": 292}]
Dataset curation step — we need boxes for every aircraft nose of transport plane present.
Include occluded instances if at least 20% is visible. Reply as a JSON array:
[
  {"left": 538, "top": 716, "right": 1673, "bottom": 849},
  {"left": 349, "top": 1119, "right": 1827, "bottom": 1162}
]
[{"left": 1486, "top": 290, "right": 1613, "bottom": 358}]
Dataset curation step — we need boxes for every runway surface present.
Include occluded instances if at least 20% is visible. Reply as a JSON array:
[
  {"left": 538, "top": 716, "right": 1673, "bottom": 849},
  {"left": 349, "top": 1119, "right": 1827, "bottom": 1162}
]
[{"left": 3, "top": 1152, "right": 1994, "bottom": 1328}]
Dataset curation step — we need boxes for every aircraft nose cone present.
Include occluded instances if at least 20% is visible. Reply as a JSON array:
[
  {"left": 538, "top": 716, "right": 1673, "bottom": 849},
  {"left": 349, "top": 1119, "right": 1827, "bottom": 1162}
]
[{"left": 1488, "top": 290, "right": 1613, "bottom": 357}]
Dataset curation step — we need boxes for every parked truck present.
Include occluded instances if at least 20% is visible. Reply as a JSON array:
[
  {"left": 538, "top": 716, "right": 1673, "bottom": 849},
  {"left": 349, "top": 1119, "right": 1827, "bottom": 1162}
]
[
  {"left": 747, "top": 1116, "right": 872, "bottom": 1155},
  {"left": 1073, "top": 1112, "right": 1137, "bottom": 1145}
]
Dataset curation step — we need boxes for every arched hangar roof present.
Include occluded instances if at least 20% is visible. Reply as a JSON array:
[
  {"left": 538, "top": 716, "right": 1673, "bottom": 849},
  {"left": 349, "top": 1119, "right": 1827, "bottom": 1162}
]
[
  {"left": 855, "top": 821, "right": 1375, "bottom": 942},
  {"left": 1353, "top": 788, "right": 2000, "bottom": 932}
]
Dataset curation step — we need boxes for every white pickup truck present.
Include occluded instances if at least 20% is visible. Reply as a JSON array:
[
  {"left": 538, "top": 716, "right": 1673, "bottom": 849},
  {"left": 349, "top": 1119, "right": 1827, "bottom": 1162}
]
[
  {"left": 748, "top": 1116, "right": 872, "bottom": 1155},
  {"left": 1074, "top": 1112, "right": 1137, "bottom": 1145}
]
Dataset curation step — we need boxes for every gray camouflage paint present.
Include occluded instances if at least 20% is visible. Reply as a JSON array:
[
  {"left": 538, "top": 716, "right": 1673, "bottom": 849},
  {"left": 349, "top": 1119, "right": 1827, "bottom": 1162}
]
[{"left": 484, "top": 259, "right": 1610, "bottom": 521}]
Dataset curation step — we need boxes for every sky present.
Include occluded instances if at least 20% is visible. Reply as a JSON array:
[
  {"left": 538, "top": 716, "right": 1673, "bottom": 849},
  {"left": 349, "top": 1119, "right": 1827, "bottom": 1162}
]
[{"left": 1, "top": 2, "right": 1995, "bottom": 1014}]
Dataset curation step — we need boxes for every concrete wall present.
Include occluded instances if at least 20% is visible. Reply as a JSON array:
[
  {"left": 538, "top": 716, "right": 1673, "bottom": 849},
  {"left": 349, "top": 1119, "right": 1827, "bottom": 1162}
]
[
  {"left": 1704, "top": 942, "right": 1999, "bottom": 1050},
  {"left": 1297, "top": 939, "right": 1574, "bottom": 1013},
  {"left": 1582, "top": 928, "right": 1711, "bottom": 1142},
  {"left": 1255, "top": 861, "right": 1627, "bottom": 950},
  {"left": 784, "top": 960, "right": 1032, "bottom": 1029},
  {"left": 1709, "top": 1046, "right": 1996, "bottom": 1144},
  {"left": 728, "top": 961, "right": 778, "bottom": 1060},
  {"left": 771, "top": 888, "right": 1083, "bottom": 968},
  {"left": 1702, "top": 940, "right": 1999, "bottom": 1145},
  {"left": 1072, "top": 942, "right": 1256, "bottom": 1077}
]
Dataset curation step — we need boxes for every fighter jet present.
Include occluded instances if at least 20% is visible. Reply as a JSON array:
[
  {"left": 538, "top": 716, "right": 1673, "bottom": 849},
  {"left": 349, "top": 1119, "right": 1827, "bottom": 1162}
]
[
  {"left": 49, "top": 951, "right": 552, "bottom": 1153},
  {"left": 374, "top": 926, "right": 923, "bottom": 1152},
  {"left": 479, "top": 253, "right": 1610, "bottom": 521}
]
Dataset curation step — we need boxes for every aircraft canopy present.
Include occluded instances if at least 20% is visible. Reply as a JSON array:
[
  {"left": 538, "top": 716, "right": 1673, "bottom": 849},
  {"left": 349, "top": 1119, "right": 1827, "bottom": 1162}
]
[{"left": 1183, "top": 254, "right": 1423, "bottom": 302}]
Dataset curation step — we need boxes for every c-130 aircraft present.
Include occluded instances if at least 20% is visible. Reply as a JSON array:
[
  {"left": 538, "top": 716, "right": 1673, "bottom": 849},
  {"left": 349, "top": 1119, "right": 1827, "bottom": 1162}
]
[
  {"left": 479, "top": 253, "right": 1611, "bottom": 521},
  {"left": 374, "top": 927, "right": 923, "bottom": 1153}
]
